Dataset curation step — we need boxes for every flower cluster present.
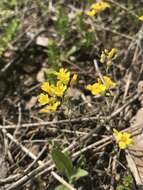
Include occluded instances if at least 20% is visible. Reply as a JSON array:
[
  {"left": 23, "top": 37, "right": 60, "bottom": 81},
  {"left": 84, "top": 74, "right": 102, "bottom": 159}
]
[
  {"left": 87, "top": 1, "right": 110, "bottom": 17},
  {"left": 86, "top": 76, "right": 116, "bottom": 95},
  {"left": 38, "top": 68, "right": 77, "bottom": 113},
  {"left": 100, "top": 48, "right": 118, "bottom": 66},
  {"left": 113, "top": 129, "right": 132, "bottom": 149}
]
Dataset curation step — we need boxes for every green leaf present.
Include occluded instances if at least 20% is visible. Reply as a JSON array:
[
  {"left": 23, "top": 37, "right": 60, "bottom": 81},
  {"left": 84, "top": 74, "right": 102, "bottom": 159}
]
[
  {"left": 6, "top": 19, "right": 19, "bottom": 41},
  {"left": 116, "top": 185, "right": 127, "bottom": 190},
  {"left": 45, "top": 69, "right": 57, "bottom": 84},
  {"left": 70, "top": 168, "right": 88, "bottom": 182},
  {"left": 47, "top": 39, "right": 60, "bottom": 69},
  {"left": 52, "top": 148, "right": 74, "bottom": 179},
  {"left": 54, "top": 6, "right": 69, "bottom": 38},
  {"left": 55, "top": 184, "right": 69, "bottom": 190},
  {"left": 0, "top": 18, "right": 19, "bottom": 54}
]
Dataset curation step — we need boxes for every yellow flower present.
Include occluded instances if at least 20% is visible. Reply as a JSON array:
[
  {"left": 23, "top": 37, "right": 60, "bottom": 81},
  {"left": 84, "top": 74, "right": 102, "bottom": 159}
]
[
  {"left": 41, "top": 82, "right": 55, "bottom": 96},
  {"left": 87, "top": 1, "right": 110, "bottom": 17},
  {"left": 70, "top": 74, "right": 78, "bottom": 85},
  {"left": 40, "top": 101, "right": 60, "bottom": 113},
  {"left": 41, "top": 81, "right": 67, "bottom": 97},
  {"left": 54, "top": 68, "right": 70, "bottom": 85},
  {"left": 86, "top": 82, "right": 106, "bottom": 95},
  {"left": 38, "top": 93, "right": 49, "bottom": 105},
  {"left": 91, "top": 2, "right": 110, "bottom": 14},
  {"left": 138, "top": 15, "right": 143, "bottom": 21},
  {"left": 86, "top": 9, "right": 96, "bottom": 17},
  {"left": 98, "top": 76, "right": 116, "bottom": 89},
  {"left": 53, "top": 81, "right": 67, "bottom": 97},
  {"left": 113, "top": 129, "right": 132, "bottom": 149},
  {"left": 107, "top": 48, "right": 118, "bottom": 59},
  {"left": 86, "top": 76, "right": 116, "bottom": 96}
]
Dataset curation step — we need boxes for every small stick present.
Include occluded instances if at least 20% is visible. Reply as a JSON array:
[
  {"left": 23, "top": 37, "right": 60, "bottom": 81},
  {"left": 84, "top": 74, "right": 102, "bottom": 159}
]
[
  {"left": 93, "top": 59, "right": 110, "bottom": 108},
  {"left": 123, "top": 72, "right": 132, "bottom": 102},
  {"left": 73, "top": 137, "right": 111, "bottom": 157},
  {"left": 24, "top": 144, "right": 48, "bottom": 173},
  {"left": 0, "top": 116, "right": 99, "bottom": 129},
  {"left": 111, "top": 93, "right": 139, "bottom": 118},
  {"left": 94, "top": 59, "right": 105, "bottom": 85},
  {"left": 0, "top": 174, "right": 21, "bottom": 185},
  {"left": 9, "top": 102, "right": 22, "bottom": 148}
]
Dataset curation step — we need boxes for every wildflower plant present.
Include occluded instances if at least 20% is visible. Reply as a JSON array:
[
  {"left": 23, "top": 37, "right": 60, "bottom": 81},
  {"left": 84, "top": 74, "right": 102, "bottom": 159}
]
[
  {"left": 113, "top": 129, "right": 133, "bottom": 149},
  {"left": 38, "top": 68, "right": 77, "bottom": 113},
  {"left": 85, "top": 45, "right": 117, "bottom": 96},
  {"left": 52, "top": 147, "right": 88, "bottom": 190},
  {"left": 35, "top": 1, "right": 139, "bottom": 188}
]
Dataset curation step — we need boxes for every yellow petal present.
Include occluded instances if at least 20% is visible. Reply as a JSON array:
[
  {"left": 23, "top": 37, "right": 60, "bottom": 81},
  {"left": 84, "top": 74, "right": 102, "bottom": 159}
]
[
  {"left": 47, "top": 101, "right": 60, "bottom": 111},
  {"left": 40, "top": 101, "right": 60, "bottom": 113},
  {"left": 86, "top": 9, "right": 96, "bottom": 17},
  {"left": 86, "top": 82, "right": 106, "bottom": 95},
  {"left": 54, "top": 68, "right": 70, "bottom": 85},
  {"left": 139, "top": 15, "right": 143, "bottom": 21},
  {"left": 40, "top": 107, "right": 49, "bottom": 113},
  {"left": 108, "top": 48, "right": 118, "bottom": 59},
  {"left": 91, "top": 2, "right": 110, "bottom": 13},
  {"left": 103, "top": 76, "right": 116, "bottom": 89},
  {"left": 38, "top": 93, "right": 49, "bottom": 105},
  {"left": 70, "top": 74, "right": 78, "bottom": 85},
  {"left": 113, "top": 129, "right": 122, "bottom": 141},
  {"left": 41, "top": 82, "right": 55, "bottom": 96},
  {"left": 53, "top": 82, "right": 67, "bottom": 97},
  {"left": 119, "top": 141, "right": 127, "bottom": 149},
  {"left": 86, "top": 84, "right": 92, "bottom": 91},
  {"left": 122, "top": 133, "right": 132, "bottom": 145}
]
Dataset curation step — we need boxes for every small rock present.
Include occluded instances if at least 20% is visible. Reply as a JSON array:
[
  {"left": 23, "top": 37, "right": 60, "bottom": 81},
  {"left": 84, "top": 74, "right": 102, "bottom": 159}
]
[
  {"left": 25, "top": 96, "right": 37, "bottom": 110},
  {"left": 36, "top": 68, "right": 47, "bottom": 82}
]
